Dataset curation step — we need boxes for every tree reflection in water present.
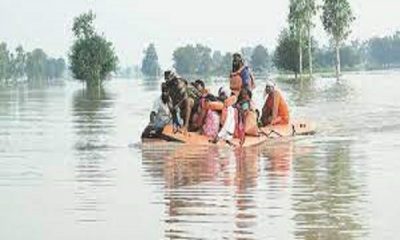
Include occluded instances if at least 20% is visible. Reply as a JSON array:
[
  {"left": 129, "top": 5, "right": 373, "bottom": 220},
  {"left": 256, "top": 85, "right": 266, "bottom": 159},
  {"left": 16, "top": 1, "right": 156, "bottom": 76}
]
[
  {"left": 140, "top": 136, "right": 367, "bottom": 239},
  {"left": 292, "top": 140, "right": 367, "bottom": 239},
  {"left": 141, "top": 141, "right": 296, "bottom": 239},
  {"left": 71, "top": 86, "right": 116, "bottom": 223}
]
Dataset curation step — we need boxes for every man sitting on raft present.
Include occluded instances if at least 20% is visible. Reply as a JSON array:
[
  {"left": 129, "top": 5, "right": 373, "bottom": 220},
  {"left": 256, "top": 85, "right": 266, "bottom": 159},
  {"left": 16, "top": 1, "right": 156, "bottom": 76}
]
[
  {"left": 164, "top": 70, "right": 202, "bottom": 133},
  {"left": 261, "top": 80, "right": 290, "bottom": 126},
  {"left": 141, "top": 82, "right": 180, "bottom": 138}
]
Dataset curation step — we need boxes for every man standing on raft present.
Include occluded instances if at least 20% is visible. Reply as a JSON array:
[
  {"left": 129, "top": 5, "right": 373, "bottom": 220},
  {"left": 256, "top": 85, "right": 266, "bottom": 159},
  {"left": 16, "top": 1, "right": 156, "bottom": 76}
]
[{"left": 230, "top": 53, "right": 256, "bottom": 94}]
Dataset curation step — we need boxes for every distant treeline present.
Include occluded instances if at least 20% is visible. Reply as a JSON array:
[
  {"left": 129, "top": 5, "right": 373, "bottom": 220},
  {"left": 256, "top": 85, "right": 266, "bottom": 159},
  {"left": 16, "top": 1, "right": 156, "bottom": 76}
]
[
  {"left": 0, "top": 42, "right": 66, "bottom": 83},
  {"left": 139, "top": 31, "right": 400, "bottom": 78},
  {"left": 140, "top": 43, "right": 271, "bottom": 77},
  {"left": 312, "top": 32, "right": 400, "bottom": 71},
  {"left": 367, "top": 32, "right": 400, "bottom": 68}
]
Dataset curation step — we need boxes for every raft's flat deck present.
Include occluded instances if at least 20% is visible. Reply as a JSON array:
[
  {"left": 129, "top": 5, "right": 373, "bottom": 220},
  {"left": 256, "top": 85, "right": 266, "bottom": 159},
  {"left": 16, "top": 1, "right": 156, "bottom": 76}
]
[{"left": 159, "top": 119, "right": 316, "bottom": 148}]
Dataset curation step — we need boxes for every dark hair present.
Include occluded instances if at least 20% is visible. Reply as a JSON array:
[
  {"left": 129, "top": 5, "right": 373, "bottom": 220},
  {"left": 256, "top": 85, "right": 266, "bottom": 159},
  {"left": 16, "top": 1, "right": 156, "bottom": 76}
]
[
  {"left": 242, "top": 87, "right": 252, "bottom": 98},
  {"left": 161, "top": 82, "right": 168, "bottom": 92},
  {"left": 164, "top": 70, "right": 171, "bottom": 79},
  {"left": 238, "top": 87, "right": 252, "bottom": 102},
  {"left": 232, "top": 53, "right": 244, "bottom": 72},
  {"left": 233, "top": 52, "right": 242, "bottom": 60},
  {"left": 194, "top": 79, "right": 205, "bottom": 89}
]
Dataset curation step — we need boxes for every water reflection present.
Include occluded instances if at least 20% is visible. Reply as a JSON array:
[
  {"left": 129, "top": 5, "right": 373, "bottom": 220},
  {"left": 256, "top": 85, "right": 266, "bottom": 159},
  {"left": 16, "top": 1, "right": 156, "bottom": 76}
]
[
  {"left": 262, "top": 140, "right": 293, "bottom": 178},
  {"left": 280, "top": 78, "right": 318, "bottom": 106},
  {"left": 140, "top": 77, "right": 162, "bottom": 92},
  {"left": 71, "top": 87, "right": 116, "bottom": 222},
  {"left": 0, "top": 84, "right": 59, "bottom": 185},
  {"left": 1, "top": 74, "right": 397, "bottom": 239},
  {"left": 233, "top": 147, "right": 260, "bottom": 239},
  {"left": 292, "top": 140, "right": 367, "bottom": 239},
  {"left": 141, "top": 142, "right": 299, "bottom": 239},
  {"left": 141, "top": 133, "right": 370, "bottom": 239}
]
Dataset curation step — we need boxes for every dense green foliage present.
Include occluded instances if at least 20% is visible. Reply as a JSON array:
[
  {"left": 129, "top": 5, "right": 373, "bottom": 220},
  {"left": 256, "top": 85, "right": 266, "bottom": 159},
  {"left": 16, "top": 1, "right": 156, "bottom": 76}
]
[
  {"left": 288, "top": 0, "right": 317, "bottom": 77},
  {"left": 0, "top": 43, "right": 11, "bottom": 81},
  {"left": 69, "top": 11, "right": 118, "bottom": 87},
  {"left": 218, "top": 52, "right": 233, "bottom": 76},
  {"left": 340, "top": 42, "right": 363, "bottom": 69},
  {"left": 0, "top": 42, "right": 65, "bottom": 83},
  {"left": 141, "top": 43, "right": 161, "bottom": 77},
  {"left": 251, "top": 45, "right": 270, "bottom": 73},
  {"left": 172, "top": 44, "right": 213, "bottom": 75},
  {"left": 276, "top": 35, "right": 400, "bottom": 73},
  {"left": 241, "top": 47, "right": 253, "bottom": 65},
  {"left": 313, "top": 42, "right": 362, "bottom": 70},
  {"left": 172, "top": 44, "right": 270, "bottom": 76},
  {"left": 273, "top": 29, "right": 309, "bottom": 77},
  {"left": 211, "top": 50, "right": 233, "bottom": 75},
  {"left": 322, "top": 0, "right": 355, "bottom": 44},
  {"left": 367, "top": 32, "right": 400, "bottom": 68}
]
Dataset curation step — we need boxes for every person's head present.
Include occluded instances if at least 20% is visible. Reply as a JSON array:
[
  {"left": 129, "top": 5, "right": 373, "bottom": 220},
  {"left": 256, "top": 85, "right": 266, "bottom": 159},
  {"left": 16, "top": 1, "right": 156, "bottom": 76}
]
[
  {"left": 194, "top": 79, "right": 205, "bottom": 91},
  {"left": 218, "top": 86, "right": 228, "bottom": 101},
  {"left": 161, "top": 82, "right": 169, "bottom": 103},
  {"left": 239, "top": 87, "right": 252, "bottom": 102},
  {"left": 232, "top": 53, "right": 244, "bottom": 72},
  {"left": 164, "top": 70, "right": 176, "bottom": 82},
  {"left": 264, "top": 80, "right": 275, "bottom": 96}
]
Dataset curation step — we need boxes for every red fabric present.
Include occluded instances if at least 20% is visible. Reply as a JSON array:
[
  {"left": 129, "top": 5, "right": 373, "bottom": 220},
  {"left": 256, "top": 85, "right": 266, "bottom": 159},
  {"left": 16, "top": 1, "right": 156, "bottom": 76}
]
[
  {"left": 234, "top": 108, "right": 245, "bottom": 144},
  {"left": 202, "top": 110, "right": 220, "bottom": 138}
]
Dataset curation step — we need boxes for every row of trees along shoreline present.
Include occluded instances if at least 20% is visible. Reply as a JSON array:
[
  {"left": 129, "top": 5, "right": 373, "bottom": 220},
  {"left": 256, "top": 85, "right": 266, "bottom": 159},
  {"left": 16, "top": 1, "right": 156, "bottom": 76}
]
[
  {"left": 3, "top": 3, "right": 400, "bottom": 87},
  {"left": 139, "top": 0, "right": 355, "bottom": 81},
  {"left": 139, "top": 30, "right": 400, "bottom": 79},
  {"left": 0, "top": 43, "right": 66, "bottom": 84}
]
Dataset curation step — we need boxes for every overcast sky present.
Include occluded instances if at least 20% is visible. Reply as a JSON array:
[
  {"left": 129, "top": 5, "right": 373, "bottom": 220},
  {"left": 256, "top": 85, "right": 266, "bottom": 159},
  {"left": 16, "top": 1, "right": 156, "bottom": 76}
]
[{"left": 1, "top": 0, "right": 399, "bottom": 67}]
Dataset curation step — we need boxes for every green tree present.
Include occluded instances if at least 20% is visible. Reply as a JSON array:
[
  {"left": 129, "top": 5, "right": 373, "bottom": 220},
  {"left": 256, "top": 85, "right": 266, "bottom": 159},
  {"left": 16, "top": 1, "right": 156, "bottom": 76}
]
[
  {"left": 7, "top": 53, "right": 17, "bottom": 81},
  {"left": 195, "top": 44, "right": 212, "bottom": 75},
  {"left": 322, "top": 0, "right": 355, "bottom": 80},
  {"left": 25, "top": 48, "right": 48, "bottom": 81},
  {"left": 0, "top": 42, "right": 11, "bottom": 82},
  {"left": 14, "top": 46, "right": 26, "bottom": 80},
  {"left": 46, "top": 58, "right": 57, "bottom": 79},
  {"left": 69, "top": 11, "right": 118, "bottom": 87},
  {"left": 211, "top": 50, "right": 223, "bottom": 75},
  {"left": 367, "top": 32, "right": 400, "bottom": 68},
  {"left": 314, "top": 45, "right": 333, "bottom": 70},
  {"left": 220, "top": 52, "right": 233, "bottom": 76},
  {"left": 141, "top": 43, "right": 161, "bottom": 77},
  {"left": 172, "top": 44, "right": 213, "bottom": 76},
  {"left": 274, "top": 29, "right": 309, "bottom": 79},
  {"left": 240, "top": 47, "right": 253, "bottom": 65},
  {"left": 55, "top": 58, "right": 66, "bottom": 78},
  {"left": 340, "top": 41, "right": 362, "bottom": 69},
  {"left": 368, "top": 37, "right": 390, "bottom": 68},
  {"left": 251, "top": 45, "right": 270, "bottom": 73},
  {"left": 173, "top": 45, "right": 197, "bottom": 75}
]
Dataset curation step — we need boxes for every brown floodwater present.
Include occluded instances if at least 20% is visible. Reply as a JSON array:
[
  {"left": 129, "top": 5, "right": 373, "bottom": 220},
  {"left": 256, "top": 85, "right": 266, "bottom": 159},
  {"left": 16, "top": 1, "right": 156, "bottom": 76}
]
[{"left": 1, "top": 72, "right": 400, "bottom": 239}]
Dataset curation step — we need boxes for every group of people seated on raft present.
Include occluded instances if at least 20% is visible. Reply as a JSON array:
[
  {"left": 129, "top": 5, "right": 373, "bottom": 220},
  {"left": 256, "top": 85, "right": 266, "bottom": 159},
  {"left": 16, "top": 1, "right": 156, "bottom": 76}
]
[{"left": 142, "top": 53, "right": 290, "bottom": 146}]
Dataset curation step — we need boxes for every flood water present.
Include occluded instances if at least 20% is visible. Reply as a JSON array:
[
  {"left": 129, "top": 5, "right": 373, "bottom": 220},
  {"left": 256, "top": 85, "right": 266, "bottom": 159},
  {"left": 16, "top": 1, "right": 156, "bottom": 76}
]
[{"left": 1, "top": 72, "right": 400, "bottom": 239}]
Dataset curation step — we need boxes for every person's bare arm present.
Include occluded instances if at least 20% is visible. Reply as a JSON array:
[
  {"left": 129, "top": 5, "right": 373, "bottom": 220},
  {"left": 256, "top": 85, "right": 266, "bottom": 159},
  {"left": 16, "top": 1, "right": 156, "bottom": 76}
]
[
  {"left": 250, "top": 72, "right": 256, "bottom": 90},
  {"left": 230, "top": 66, "right": 245, "bottom": 77}
]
